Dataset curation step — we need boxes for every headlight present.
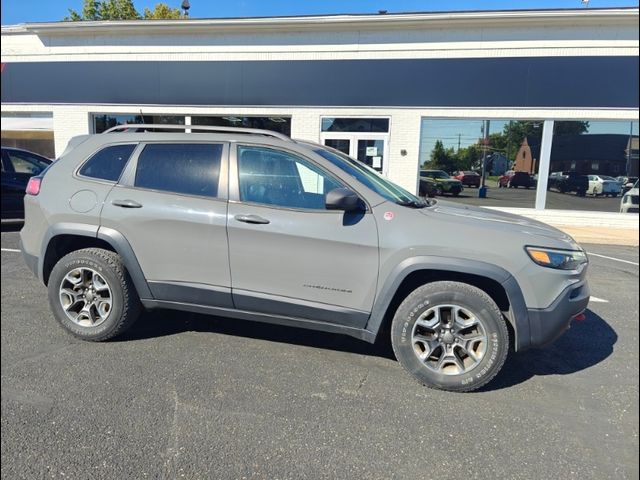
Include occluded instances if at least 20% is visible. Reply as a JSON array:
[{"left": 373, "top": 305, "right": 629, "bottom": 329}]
[{"left": 525, "top": 246, "right": 587, "bottom": 270}]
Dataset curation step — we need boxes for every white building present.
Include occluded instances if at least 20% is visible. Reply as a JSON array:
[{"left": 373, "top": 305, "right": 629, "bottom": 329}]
[{"left": 1, "top": 7, "right": 638, "bottom": 213}]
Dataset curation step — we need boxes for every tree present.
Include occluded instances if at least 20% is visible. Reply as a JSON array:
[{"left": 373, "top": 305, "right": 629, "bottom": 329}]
[
  {"left": 425, "top": 140, "right": 458, "bottom": 172},
  {"left": 143, "top": 3, "right": 183, "bottom": 19},
  {"left": 65, "top": 0, "right": 185, "bottom": 21}
]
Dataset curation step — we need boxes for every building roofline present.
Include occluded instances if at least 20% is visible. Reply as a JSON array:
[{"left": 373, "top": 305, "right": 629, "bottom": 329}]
[{"left": 2, "top": 7, "right": 638, "bottom": 35}]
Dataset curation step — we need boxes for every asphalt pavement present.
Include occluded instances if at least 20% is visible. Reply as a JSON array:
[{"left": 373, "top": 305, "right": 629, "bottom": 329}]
[
  {"left": 444, "top": 184, "right": 622, "bottom": 212},
  {"left": 1, "top": 229, "right": 638, "bottom": 479}
]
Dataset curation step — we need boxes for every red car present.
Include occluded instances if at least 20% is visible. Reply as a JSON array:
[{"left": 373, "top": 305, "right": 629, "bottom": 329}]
[
  {"left": 453, "top": 170, "right": 481, "bottom": 187},
  {"left": 498, "top": 170, "right": 515, "bottom": 188}
]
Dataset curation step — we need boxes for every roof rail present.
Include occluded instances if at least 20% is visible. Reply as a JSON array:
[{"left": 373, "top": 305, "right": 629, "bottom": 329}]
[{"left": 102, "top": 123, "right": 293, "bottom": 142}]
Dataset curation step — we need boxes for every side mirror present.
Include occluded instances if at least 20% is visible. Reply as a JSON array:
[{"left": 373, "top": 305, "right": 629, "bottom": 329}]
[{"left": 325, "top": 188, "right": 363, "bottom": 212}]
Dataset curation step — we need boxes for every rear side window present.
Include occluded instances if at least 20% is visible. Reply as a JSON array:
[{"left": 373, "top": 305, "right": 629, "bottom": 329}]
[
  {"left": 134, "top": 143, "right": 222, "bottom": 198},
  {"left": 79, "top": 144, "right": 136, "bottom": 182}
]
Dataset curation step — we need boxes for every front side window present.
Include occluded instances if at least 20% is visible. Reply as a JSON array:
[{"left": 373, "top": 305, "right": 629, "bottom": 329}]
[
  {"left": 79, "top": 144, "right": 136, "bottom": 182},
  {"left": 135, "top": 143, "right": 222, "bottom": 197},
  {"left": 237, "top": 146, "right": 342, "bottom": 210}
]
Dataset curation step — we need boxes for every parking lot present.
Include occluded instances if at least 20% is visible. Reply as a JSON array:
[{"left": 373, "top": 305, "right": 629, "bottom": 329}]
[
  {"left": 443, "top": 184, "right": 623, "bottom": 212},
  {"left": 1, "top": 227, "right": 638, "bottom": 479}
]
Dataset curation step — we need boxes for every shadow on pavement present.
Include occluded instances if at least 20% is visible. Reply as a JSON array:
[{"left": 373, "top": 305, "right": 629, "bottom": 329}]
[
  {"left": 119, "top": 307, "right": 615, "bottom": 388},
  {"left": 120, "top": 308, "right": 396, "bottom": 360},
  {"left": 1, "top": 222, "right": 23, "bottom": 233},
  {"left": 483, "top": 308, "right": 616, "bottom": 391}
]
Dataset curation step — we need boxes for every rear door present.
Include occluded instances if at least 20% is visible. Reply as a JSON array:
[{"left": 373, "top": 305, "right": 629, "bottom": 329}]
[
  {"left": 226, "top": 144, "right": 379, "bottom": 328},
  {"left": 100, "top": 142, "right": 232, "bottom": 306}
]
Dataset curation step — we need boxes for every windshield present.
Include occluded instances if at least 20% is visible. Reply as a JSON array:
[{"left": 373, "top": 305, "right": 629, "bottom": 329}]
[
  {"left": 309, "top": 144, "right": 428, "bottom": 207},
  {"left": 422, "top": 170, "right": 450, "bottom": 179},
  {"left": 601, "top": 175, "right": 616, "bottom": 181}
]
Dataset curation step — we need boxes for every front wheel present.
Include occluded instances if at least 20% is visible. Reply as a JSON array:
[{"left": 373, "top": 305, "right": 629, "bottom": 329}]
[
  {"left": 391, "top": 281, "right": 509, "bottom": 392},
  {"left": 48, "top": 248, "right": 142, "bottom": 341}
]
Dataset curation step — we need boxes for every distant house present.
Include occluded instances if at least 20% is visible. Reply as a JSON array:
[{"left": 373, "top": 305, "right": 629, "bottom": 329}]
[
  {"left": 486, "top": 153, "right": 510, "bottom": 176},
  {"left": 513, "top": 137, "right": 539, "bottom": 173},
  {"left": 514, "top": 134, "right": 638, "bottom": 177}
]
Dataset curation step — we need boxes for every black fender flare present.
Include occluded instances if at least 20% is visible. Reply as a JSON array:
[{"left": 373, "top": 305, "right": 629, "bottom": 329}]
[
  {"left": 365, "top": 256, "right": 531, "bottom": 351},
  {"left": 39, "top": 223, "right": 152, "bottom": 300}
]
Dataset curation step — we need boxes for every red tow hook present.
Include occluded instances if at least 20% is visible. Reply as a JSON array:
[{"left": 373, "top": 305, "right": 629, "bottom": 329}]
[{"left": 573, "top": 312, "right": 586, "bottom": 322}]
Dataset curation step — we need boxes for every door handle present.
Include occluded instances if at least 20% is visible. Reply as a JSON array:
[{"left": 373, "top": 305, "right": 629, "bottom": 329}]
[
  {"left": 234, "top": 214, "right": 270, "bottom": 225},
  {"left": 112, "top": 199, "right": 143, "bottom": 208}
]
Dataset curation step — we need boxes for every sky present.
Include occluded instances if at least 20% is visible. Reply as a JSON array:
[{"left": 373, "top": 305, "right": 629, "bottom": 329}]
[{"left": 1, "top": 0, "right": 638, "bottom": 24}]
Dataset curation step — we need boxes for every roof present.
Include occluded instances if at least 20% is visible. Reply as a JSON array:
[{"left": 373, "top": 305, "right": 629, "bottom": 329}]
[{"left": 2, "top": 7, "right": 637, "bottom": 34}]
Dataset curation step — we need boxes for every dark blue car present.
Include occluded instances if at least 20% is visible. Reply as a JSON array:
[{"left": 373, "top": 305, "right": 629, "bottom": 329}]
[{"left": 1, "top": 147, "right": 52, "bottom": 219}]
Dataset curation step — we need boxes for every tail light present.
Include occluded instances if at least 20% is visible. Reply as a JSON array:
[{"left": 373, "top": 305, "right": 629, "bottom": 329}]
[{"left": 26, "top": 177, "right": 42, "bottom": 196}]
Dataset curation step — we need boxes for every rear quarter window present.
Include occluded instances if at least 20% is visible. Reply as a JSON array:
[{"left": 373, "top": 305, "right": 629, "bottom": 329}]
[
  {"left": 78, "top": 144, "right": 136, "bottom": 182},
  {"left": 134, "top": 143, "right": 223, "bottom": 198}
]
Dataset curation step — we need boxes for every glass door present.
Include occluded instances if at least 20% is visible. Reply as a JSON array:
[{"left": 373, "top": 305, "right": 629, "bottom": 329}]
[
  {"left": 323, "top": 138, "right": 351, "bottom": 156},
  {"left": 356, "top": 138, "right": 385, "bottom": 173},
  {"left": 320, "top": 134, "right": 388, "bottom": 174}
]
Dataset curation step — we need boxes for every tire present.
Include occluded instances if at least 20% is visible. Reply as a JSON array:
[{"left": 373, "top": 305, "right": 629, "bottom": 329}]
[
  {"left": 391, "top": 281, "right": 509, "bottom": 392},
  {"left": 48, "top": 248, "right": 142, "bottom": 341}
]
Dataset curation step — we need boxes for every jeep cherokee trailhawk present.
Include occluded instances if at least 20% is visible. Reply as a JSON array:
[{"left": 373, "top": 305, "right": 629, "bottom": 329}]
[{"left": 20, "top": 125, "right": 590, "bottom": 392}]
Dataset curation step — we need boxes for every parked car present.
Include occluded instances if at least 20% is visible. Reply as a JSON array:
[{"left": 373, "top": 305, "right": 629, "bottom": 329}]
[
  {"left": 620, "top": 180, "right": 639, "bottom": 213},
  {"left": 587, "top": 175, "right": 622, "bottom": 197},
  {"left": 420, "top": 170, "right": 463, "bottom": 196},
  {"left": 616, "top": 176, "right": 638, "bottom": 194},
  {"left": 1, "top": 147, "right": 52, "bottom": 219},
  {"left": 498, "top": 170, "right": 514, "bottom": 188},
  {"left": 508, "top": 171, "right": 534, "bottom": 189},
  {"left": 548, "top": 171, "right": 588, "bottom": 196},
  {"left": 20, "top": 124, "right": 590, "bottom": 392},
  {"left": 453, "top": 170, "right": 481, "bottom": 188},
  {"left": 418, "top": 176, "right": 438, "bottom": 198}
]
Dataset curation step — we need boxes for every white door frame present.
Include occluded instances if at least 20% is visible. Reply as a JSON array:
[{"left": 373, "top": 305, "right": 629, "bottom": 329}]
[{"left": 319, "top": 132, "right": 390, "bottom": 176}]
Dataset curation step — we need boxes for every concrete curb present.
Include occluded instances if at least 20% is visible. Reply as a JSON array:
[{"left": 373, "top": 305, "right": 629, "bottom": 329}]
[{"left": 490, "top": 207, "right": 639, "bottom": 246}]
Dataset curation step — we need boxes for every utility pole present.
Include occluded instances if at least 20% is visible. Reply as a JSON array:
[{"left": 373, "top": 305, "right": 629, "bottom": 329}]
[
  {"left": 457, "top": 133, "right": 461, "bottom": 152},
  {"left": 479, "top": 120, "right": 489, "bottom": 198}
]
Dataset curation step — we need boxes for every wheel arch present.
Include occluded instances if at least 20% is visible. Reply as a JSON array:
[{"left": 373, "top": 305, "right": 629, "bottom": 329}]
[
  {"left": 39, "top": 223, "right": 152, "bottom": 300},
  {"left": 366, "top": 257, "right": 531, "bottom": 351}
]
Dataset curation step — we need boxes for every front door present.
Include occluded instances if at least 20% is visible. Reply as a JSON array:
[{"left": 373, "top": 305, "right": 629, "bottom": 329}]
[
  {"left": 227, "top": 144, "right": 379, "bottom": 328},
  {"left": 321, "top": 134, "right": 388, "bottom": 174},
  {"left": 100, "top": 142, "right": 232, "bottom": 306}
]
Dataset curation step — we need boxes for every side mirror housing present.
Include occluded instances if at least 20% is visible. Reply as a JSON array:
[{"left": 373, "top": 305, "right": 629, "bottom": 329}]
[{"left": 325, "top": 188, "right": 363, "bottom": 212}]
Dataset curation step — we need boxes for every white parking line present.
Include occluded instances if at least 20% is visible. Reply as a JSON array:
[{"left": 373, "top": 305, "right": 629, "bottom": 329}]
[
  {"left": 1, "top": 248, "right": 21, "bottom": 253},
  {"left": 587, "top": 252, "right": 639, "bottom": 266},
  {"left": 590, "top": 296, "right": 610, "bottom": 303}
]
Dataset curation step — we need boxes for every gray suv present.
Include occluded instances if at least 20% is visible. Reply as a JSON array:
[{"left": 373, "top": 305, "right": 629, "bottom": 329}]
[{"left": 20, "top": 125, "right": 590, "bottom": 392}]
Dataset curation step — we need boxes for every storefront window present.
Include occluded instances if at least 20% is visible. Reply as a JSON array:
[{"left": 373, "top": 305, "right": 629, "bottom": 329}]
[
  {"left": 93, "top": 114, "right": 185, "bottom": 133},
  {"left": 1, "top": 112, "right": 55, "bottom": 158},
  {"left": 418, "top": 119, "right": 543, "bottom": 208},
  {"left": 191, "top": 116, "right": 291, "bottom": 136},
  {"left": 545, "top": 121, "right": 638, "bottom": 212},
  {"left": 321, "top": 118, "right": 389, "bottom": 133}
]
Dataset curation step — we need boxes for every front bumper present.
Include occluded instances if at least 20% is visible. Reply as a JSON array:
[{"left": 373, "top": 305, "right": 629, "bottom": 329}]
[{"left": 526, "top": 280, "right": 590, "bottom": 348}]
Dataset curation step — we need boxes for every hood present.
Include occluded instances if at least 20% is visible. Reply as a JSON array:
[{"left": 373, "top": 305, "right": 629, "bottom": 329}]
[{"left": 419, "top": 200, "right": 579, "bottom": 247}]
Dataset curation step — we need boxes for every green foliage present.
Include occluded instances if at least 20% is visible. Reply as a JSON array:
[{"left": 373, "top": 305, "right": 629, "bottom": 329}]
[
  {"left": 65, "top": 0, "right": 185, "bottom": 21},
  {"left": 143, "top": 3, "right": 183, "bottom": 19},
  {"left": 422, "top": 120, "right": 590, "bottom": 173}
]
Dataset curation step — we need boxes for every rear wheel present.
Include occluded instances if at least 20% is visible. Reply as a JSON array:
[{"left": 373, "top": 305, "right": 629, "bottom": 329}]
[
  {"left": 391, "top": 281, "right": 509, "bottom": 392},
  {"left": 48, "top": 248, "right": 141, "bottom": 341}
]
